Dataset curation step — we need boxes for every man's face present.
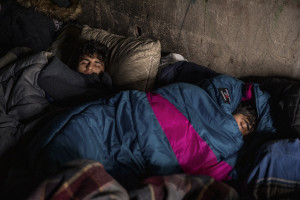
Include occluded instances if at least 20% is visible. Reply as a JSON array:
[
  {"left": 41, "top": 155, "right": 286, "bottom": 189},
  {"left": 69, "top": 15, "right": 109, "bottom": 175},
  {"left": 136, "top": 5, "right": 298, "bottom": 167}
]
[
  {"left": 233, "top": 113, "right": 252, "bottom": 136},
  {"left": 77, "top": 54, "right": 105, "bottom": 75}
]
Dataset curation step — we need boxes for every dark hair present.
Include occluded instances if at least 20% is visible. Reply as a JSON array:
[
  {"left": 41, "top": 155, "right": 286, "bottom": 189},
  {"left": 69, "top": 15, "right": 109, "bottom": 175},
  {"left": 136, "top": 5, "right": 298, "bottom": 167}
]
[
  {"left": 78, "top": 40, "right": 109, "bottom": 67},
  {"left": 233, "top": 102, "right": 258, "bottom": 133}
]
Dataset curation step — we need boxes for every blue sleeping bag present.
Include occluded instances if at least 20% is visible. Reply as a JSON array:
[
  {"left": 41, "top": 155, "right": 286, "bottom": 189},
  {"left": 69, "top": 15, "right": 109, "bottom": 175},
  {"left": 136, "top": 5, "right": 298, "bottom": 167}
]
[{"left": 28, "top": 75, "right": 275, "bottom": 188}]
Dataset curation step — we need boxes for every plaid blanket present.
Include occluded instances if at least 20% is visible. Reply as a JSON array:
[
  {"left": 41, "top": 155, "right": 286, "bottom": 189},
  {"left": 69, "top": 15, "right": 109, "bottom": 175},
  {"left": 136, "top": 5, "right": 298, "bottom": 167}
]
[
  {"left": 252, "top": 178, "right": 300, "bottom": 199},
  {"left": 28, "top": 159, "right": 239, "bottom": 200},
  {"left": 131, "top": 175, "right": 238, "bottom": 200},
  {"left": 28, "top": 159, "right": 128, "bottom": 200}
]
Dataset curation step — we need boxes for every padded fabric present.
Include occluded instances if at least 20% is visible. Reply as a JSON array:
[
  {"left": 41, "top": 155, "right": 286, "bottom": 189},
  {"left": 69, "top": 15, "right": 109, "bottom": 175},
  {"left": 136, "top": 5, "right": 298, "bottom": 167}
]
[
  {"left": 246, "top": 139, "right": 300, "bottom": 199},
  {"left": 81, "top": 25, "right": 161, "bottom": 91},
  {"left": 28, "top": 82, "right": 244, "bottom": 189},
  {"left": 37, "top": 56, "right": 113, "bottom": 105},
  {"left": 24, "top": 75, "right": 275, "bottom": 190}
]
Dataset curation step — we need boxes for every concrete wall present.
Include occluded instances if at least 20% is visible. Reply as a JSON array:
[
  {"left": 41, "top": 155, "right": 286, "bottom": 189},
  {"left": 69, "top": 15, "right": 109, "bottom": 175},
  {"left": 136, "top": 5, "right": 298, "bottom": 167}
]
[{"left": 78, "top": 0, "right": 300, "bottom": 80}]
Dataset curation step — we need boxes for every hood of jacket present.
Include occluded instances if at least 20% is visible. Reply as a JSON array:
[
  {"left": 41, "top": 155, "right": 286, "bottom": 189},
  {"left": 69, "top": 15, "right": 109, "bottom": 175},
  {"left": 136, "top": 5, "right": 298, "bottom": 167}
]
[{"left": 15, "top": 0, "right": 82, "bottom": 22}]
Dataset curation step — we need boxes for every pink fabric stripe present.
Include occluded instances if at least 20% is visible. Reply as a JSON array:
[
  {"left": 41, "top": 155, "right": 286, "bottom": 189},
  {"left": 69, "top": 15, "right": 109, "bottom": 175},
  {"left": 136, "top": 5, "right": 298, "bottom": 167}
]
[
  {"left": 147, "top": 92, "right": 233, "bottom": 180},
  {"left": 242, "top": 83, "right": 253, "bottom": 101}
]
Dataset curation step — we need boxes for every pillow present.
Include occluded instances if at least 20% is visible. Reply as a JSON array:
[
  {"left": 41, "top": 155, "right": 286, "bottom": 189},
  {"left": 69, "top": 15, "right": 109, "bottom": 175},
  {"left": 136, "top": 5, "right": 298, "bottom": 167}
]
[{"left": 81, "top": 25, "right": 161, "bottom": 91}]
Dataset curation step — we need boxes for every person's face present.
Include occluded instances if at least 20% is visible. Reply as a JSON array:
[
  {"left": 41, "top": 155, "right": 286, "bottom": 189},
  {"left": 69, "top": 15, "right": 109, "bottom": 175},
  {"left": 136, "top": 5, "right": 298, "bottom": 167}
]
[
  {"left": 233, "top": 113, "right": 252, "bottom": 136},
  {"left": 77, "top": 54, "right": 105, "bottom": 75}
]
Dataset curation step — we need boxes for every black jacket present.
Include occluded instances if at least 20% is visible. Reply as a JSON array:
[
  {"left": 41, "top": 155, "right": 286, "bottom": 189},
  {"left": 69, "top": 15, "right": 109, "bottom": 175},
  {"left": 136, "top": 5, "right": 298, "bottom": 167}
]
[
  {"left": 0, "top": 0, "right": 56, "bottom": 54},
  {"left": 260, "top": 78, "right": 300, "bottom": 138}
]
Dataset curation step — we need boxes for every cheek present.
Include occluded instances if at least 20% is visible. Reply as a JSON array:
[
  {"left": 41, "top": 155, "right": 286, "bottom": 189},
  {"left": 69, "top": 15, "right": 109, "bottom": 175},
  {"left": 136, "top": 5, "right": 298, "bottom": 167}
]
[
  {"left": 77, "top": 65, "right": 84, "bottom": 70},
  {"left": 236, "top": 120, "right": 244, "bottom": 134},
  {"left": 95, "top": 64, "right": 105, "bottom": 71},
  {"left": 78, "top": 64, "right": 88, "bottom": 73},
  {"left": 78, "top": 63, "right": 86, "bottom": 68},
  {"left": 238, "top": 124, "right": 243, "bottom": 133}
]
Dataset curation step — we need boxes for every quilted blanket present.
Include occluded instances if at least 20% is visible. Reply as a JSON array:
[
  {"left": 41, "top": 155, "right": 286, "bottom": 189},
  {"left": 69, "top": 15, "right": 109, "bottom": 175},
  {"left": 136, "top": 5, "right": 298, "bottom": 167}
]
[{"left": 26, "top": 75, "right": 274, "bottom": 191}]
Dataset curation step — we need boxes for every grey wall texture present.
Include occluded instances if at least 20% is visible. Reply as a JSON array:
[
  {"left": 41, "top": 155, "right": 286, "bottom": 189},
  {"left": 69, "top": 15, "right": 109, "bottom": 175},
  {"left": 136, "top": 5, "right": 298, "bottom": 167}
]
[{"left": 78, "top": 0, "right": 300, "bottom": 80}]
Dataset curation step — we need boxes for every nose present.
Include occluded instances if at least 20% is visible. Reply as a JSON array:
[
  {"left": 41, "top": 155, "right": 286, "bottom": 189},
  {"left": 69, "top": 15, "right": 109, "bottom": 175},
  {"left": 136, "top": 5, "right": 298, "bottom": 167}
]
[{"left": 87, "top": 63, "right": 92, "bottom": 70}]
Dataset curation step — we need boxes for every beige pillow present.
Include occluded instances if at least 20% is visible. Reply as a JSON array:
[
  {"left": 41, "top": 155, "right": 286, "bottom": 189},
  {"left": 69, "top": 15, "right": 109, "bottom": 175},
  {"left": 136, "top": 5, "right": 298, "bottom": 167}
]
[{"left": 81, "top": 25, "right": 161, "bottom": 91}]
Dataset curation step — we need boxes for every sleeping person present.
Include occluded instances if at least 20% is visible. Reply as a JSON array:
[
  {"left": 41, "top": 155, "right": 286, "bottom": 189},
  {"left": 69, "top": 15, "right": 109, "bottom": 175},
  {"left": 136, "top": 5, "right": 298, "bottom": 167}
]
[
  {"left": 232, "top": 102, "right": 257, "bottom": 136},
  {"left": 24, "top": 74, "right": 275, "bottom": 192},
  {"left": 37, "top": 40, "right": 115, "bottom": 106},
  {"left": 75, "top": 40, "right": 113, "bottom": 90}
]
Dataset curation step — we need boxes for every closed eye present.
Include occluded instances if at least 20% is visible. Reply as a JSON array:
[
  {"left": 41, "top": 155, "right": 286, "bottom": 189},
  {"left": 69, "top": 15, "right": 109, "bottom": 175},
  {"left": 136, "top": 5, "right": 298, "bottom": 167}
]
[
  {"left": 240, "top": 120, "right": 249, "bottom": 131},
  {"left": 80, "top": 60, "right": 89, "bottom": 64},
  {"left": 245, "top": 120, "right": 250, "bottom": 130}
]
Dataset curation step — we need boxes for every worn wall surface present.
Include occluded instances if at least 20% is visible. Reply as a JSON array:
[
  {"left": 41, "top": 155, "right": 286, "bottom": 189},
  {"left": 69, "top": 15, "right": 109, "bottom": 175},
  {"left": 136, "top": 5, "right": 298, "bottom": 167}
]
[{"left": 78, "top": 0, "right": 300, "bottom": 80}]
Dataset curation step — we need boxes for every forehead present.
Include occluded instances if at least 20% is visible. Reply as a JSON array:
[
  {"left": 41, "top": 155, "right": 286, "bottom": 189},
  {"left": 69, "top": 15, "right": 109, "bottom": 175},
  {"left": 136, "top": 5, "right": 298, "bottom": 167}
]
[
  {"left": 234, "top": 113, "right": 247, "bottom": 120},
  {"left": 80, "top": 53, "right": 101, "bottom": 60}
]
